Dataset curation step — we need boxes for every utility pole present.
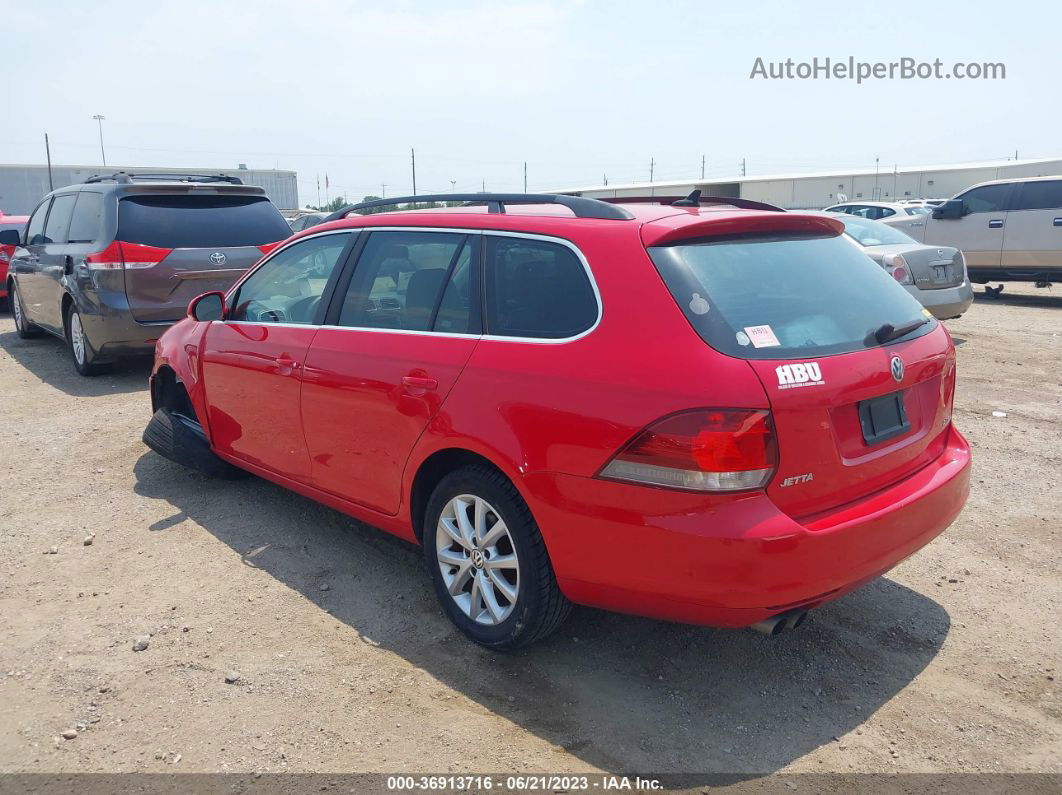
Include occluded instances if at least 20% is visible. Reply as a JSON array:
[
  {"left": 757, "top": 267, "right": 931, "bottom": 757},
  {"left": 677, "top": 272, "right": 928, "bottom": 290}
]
[
  {"left": 316, "top": 174, "right": 321, "bottom": 207},
  {"left": 450, "top": 180, "right": 456, "bottom": 192},
  {"left": 603, "top": 174, "right": 608, "bottom": 186},
  {"left": 523, "top": 161, "right": 527, "bottom": 192},
  {"left": 381, "top": 183, "right": 386, "bottom": 198},
  {"left": 701, "top": 155, "right": 706, "bottom": 180},
  {"left": 1015, "top": 149, "right": 1019, "bottom": 160},
  {"left": 740, "top": 158, "right": 746, "bottom": 177},
  {"left": 411, "top": 148, "right": 417, "bottom": 195},
  {"left": 649, "top": 157, "right": 655, "bottom": 183},
  {"left": 481, "top": 179, "right": 486, "bottom": 192},
  {"left": 874, "top": 156, "right": 880, "bottom": 199},
  {"left": 92, "top": 114, "right": 106, "bottom": 166},
  {"left": 44, "top": 133, "right": 54, "bottom": 191}
]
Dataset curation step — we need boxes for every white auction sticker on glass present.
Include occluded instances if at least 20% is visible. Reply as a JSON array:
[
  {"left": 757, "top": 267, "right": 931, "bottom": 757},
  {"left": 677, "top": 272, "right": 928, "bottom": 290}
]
[{"left": 743, "top": 325, "right": 781, "bottom": 348}]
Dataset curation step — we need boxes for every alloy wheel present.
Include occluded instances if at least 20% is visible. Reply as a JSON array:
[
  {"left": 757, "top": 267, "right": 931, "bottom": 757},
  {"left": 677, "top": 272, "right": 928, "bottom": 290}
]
[
  {"left": 12, "top": 288, "right": 23, "bottom": 330},
  {"left": 70, "top": 311, "right": 86, "bottom": 365},
  {"left": 435, "top": 494, "right": 520, "bottom": 626}
]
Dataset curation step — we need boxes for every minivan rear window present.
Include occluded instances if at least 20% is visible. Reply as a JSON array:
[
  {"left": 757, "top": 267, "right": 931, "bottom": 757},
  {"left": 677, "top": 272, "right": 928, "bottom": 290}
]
[
  {"left": 117, "top": 195, "right": 291, "bottom": 249},
  {"left": 649, "top": 233, "right": 935, "bottom": 360}
]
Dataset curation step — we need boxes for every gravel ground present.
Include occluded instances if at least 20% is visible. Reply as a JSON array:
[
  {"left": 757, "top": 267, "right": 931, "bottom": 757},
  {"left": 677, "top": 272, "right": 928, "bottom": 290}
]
[{"left": 0, "top": 284, "right": 1059, "bottom": 784}]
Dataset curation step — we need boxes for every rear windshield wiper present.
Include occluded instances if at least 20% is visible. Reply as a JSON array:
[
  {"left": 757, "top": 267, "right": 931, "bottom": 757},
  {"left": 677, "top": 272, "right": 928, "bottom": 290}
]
[{"left": 868, "top": 317, "right": 930, "bottom": 346}]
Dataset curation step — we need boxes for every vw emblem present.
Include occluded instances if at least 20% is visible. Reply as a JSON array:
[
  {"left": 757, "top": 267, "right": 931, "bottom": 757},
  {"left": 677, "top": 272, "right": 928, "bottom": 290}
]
[
  {"left": 209, "top": 251, "right": 227, "bottom": 265},
  {"left": 890, "top": 355, "right": 905, "bottom": 383},
  {"left": 470, "top": 549, "right": 485, "bottom": 569},
  {"left": 937, "top": 249, "right": 945, "bottom": 258}
]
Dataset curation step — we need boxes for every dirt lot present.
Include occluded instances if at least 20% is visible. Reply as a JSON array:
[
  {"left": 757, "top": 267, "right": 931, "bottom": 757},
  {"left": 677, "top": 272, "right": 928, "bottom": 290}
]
[{"left": 0, "top": 285, "right": 1059, "bottom": 785}]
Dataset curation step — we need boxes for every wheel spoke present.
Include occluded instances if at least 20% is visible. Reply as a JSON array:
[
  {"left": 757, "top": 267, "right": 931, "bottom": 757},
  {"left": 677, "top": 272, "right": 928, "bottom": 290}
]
[
  {"left": 437, "top": 547, "right": 467, "bottom": 568},
  {"left": 438, "top": 517, "right": 469, "bottom": 550},
  {"left": 480, "top": 571, "right": 506, "bottom": 621},
  {"left": 480, "top": 518, "right": 507, "bottom": 548},
  {"left": 468, "top": 569, "right": 484, "bottom": 620},
  {"left": 453, "top": 497, "right": 476, "bottom": 548},
  {"left": 486, "top": 568, "right": 518, "bottom": 604},
  {"left": 473, "top": 498, "right": 488, "bottom": 545},
  {"left": 484, "top": 553, "right": 517, "bottom": 571},
  {"left": 446, "top": 561, "right": 473, "bottom": 596}
]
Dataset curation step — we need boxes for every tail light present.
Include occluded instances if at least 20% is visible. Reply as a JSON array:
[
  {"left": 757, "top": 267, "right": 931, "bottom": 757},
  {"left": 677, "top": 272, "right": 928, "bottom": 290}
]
[
  {"left": 882, "top": 253, "right": 912, "bottom": 284},
  {"left": 85, "top": 241, "right": 171, "bottom": 270},
  {"left": 598, "top": 409, "right": 777, "bottom": 492},
  {"left": 0, "top": 249, "right": 9, "bottom": 263},
  {"left": 258, "top": 241, "right": 283, "bottom": 257}
]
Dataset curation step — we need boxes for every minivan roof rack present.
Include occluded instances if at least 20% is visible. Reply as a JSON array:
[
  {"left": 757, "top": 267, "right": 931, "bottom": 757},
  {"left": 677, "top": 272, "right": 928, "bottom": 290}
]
[
  {"left": 598, "top": 191, "right": 785, "bottom": 213},
  {"left": 322, "top": 193, "right": 635, "bottom": 223},
  {"left": 83, "top": 171, "right": 244, "bottom": 185}
]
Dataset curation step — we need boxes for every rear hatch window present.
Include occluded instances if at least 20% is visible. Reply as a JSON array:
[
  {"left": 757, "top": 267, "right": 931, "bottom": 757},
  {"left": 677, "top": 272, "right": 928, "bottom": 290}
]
[
  {"left": 117, "top": 195, "right": 290, "bottom": 249},
  {"left": 648, "top": 232, "right": 935, "bottom": 359}
]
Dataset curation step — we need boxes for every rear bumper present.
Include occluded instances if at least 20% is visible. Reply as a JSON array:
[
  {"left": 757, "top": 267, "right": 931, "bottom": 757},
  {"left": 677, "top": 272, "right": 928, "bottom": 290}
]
[
  {"left": 524, "top": 425, "right": 971, "bottom": 628},
  {"left": 907, "top": 280, "right": 974, "bottom": 319},
  {"left": 77, "top": 285, "right": 173, "bottom": 358}
]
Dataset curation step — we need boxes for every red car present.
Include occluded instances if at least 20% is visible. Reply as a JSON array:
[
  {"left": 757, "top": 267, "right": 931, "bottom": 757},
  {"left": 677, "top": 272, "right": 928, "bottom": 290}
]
[
  {"left": 0, "top": 213, "right": 29, "bottom": 305},
  {"left": 145, "top": 192, "right": 971, "bottom": 649}
]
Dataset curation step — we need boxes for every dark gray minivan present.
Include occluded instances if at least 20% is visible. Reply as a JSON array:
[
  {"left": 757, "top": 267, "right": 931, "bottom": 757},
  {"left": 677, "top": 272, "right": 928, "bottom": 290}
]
[{"left": 1, "top": 172, "right": 291, "bottom": 375}]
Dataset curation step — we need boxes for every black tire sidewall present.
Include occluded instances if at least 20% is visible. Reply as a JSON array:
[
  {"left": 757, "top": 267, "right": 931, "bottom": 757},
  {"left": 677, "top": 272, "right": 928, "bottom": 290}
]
[{"left": 423, "top": 468, "right": 545, "bottom": 648}]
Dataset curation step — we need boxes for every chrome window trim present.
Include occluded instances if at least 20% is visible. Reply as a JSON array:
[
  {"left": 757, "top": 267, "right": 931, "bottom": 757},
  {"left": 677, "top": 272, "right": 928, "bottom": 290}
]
[{"left": 223, "top": 226, "right": 603, "bottom": 345}]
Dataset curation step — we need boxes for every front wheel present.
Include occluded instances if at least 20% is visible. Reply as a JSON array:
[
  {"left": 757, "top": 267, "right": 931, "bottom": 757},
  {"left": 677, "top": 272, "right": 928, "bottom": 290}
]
[
  {"left": 423, "top": 465, "right": 570, "bottom": 649},
  {"left": 66, "top": 304, "right": 107, "bottom": 376}
]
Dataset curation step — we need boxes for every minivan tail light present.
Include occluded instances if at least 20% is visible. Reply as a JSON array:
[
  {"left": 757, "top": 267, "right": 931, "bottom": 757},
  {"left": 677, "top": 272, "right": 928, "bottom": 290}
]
[
  {"left": 599, "top": 409, "right": 777, "bottom": 492},
  {"left": 882, "top": 253, "right": 912, "bottom": 284},
  {"left": 85, "top": 241, "right": 172, "bottom": 270},
  {"left": 258, "top": 241, "right": 282, "bottom": 257}
]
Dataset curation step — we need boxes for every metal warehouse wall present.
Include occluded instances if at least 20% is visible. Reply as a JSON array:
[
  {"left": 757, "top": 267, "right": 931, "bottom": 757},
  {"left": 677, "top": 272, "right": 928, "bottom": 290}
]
[
  {"left": 0, "top": 165, "right": 299, "bottom": 214},
  {"left": 571, "top": 159, "right": 1062, "bottom": 210}
]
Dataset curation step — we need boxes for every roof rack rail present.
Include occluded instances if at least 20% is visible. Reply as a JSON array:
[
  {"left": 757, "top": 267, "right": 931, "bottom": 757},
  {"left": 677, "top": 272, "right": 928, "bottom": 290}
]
[
  {"left": 322, "top": 193, "right": 634, "bottom": 223},
  {"left": 83, "top": 171, "right": 244, "bottom": 185},
  {"left": 598, "top": 190, "right": 785, "bottom": 213}
]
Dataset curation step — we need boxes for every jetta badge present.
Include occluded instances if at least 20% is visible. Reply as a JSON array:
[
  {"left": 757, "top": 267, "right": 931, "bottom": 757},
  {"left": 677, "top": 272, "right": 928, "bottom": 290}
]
[
  {"left": 890, "top": 355, "right": 905, "bottom": 383},
  {"left": 209, "top": 251, "right": 227, "bottom": 265}
]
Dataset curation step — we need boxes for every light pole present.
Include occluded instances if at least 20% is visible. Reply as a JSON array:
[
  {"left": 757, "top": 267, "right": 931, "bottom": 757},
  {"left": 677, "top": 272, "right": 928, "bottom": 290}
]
[
  {"left": 450, "top": 180, "right": 456, "bottom": 192},
  {"left": 92, "top": 115, "right": 107, "bottom": 166}
]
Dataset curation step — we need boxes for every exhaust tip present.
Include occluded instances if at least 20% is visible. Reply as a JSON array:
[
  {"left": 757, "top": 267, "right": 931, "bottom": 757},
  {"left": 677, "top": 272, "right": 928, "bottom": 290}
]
[{"left": 751, "top": 609, "right": 809, "bottom": 637}]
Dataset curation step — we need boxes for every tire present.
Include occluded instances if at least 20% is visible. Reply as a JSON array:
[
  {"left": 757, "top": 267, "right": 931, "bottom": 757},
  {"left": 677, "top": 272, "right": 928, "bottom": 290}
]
[
  {"left": 65, "top": 303, "right": 107, "bottom": 376},
  {"left": 143, "top": 407, "right": 247, "bottom": 479},
  {"left": 10, "top": 282, "right": 43, "bottom": 339},
  {"left": 423, "top": 465, "right": 570, "bottom": 649}
]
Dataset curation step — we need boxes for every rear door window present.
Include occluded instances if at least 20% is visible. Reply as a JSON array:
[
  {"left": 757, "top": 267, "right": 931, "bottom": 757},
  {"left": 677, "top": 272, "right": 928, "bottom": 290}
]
[
  {"left": 484, "top": 235, "right": 597, "bottom": 339},
  {"left": 118, "top": 195, "right": 291, "bottom": 249},
  {"left": 43, "top": 194, "right": 77, "bottom": 244},
  {"left": 649, "top": 232, "right": 934, "bottom": 360},
  {"left": 337, "top": 231, "right": 479, "bottom": 333},
  {"left": 1016, "top": 180, "right": 1062, "bottom": 211},
  {"left": 67, "top": 191, "right": 105, "bottom": 243}
]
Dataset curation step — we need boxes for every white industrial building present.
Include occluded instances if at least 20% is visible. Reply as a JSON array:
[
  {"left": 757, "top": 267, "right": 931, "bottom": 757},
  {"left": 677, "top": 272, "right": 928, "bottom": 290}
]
[
  {"left": 556, "top": 157, "right": 1062, "bottom": 209},
  {"left": 0, "top": 163, "right": 299, "bottom": 214}
]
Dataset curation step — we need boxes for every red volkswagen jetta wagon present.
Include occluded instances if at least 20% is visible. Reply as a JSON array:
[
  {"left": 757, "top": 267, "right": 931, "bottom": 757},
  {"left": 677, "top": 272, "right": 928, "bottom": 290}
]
[{"left": 144, "top": 192, "right": 971, "bottom": 648}]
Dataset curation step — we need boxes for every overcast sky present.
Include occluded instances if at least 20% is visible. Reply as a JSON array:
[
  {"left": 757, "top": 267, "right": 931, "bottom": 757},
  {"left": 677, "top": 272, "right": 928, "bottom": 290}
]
[{"left": 4, "top": 0, "right": 1058, "bottom": 206}]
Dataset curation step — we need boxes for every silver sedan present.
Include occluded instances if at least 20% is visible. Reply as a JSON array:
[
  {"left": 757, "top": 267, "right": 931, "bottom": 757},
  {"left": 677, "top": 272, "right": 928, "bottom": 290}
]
[{"left": 828, "top": 213, "right": 974, "bottom": 320}]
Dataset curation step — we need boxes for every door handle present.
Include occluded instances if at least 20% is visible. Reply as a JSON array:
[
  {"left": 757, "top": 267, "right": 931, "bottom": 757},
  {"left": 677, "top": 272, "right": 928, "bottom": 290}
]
[
  {"left": 1053, "top": 217, "right": 1062, "bottom": 227},
  {"left": 401, "top": 375, "right": 438, "bottom": 391},
  {"left": 988, "top": 219, "right": 1004, "bottom": 228},
  {"left": 274, "top": 355, "right": 300, "bottom": 376},
  {"left": 63, "top": 255, "right": 74, "bottom": 275}
]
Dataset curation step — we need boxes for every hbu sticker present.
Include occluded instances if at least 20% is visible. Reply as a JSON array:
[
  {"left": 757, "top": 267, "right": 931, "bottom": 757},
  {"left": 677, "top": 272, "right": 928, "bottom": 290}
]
[{"left": 776, "top": 362, "right": 824, "bottom": 389}]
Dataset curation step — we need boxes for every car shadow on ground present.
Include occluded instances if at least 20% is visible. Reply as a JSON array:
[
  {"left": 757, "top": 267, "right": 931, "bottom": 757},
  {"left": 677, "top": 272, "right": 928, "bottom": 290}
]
[
  {"left": 973, "top": 288, "right": 1062, "bottom": 309},
  {"left": 0, "top": 328, "right": 150, "bottom": 397},
  {"left": 132, "top": 451, "right": 950, "bottom": 782}
]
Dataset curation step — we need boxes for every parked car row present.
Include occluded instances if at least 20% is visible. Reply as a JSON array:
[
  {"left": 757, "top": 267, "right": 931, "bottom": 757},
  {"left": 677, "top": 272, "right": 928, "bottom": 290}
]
[{"left": 826, "top": 174, "right": 1062, "bottom": 290}]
